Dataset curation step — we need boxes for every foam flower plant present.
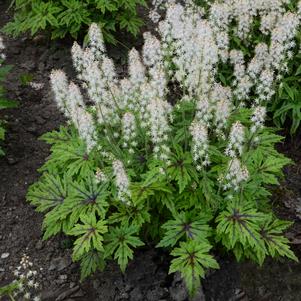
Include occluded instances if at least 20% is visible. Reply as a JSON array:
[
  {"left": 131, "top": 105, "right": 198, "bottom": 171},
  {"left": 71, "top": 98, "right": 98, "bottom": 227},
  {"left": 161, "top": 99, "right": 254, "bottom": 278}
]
[{"left": 28, "top": 2, "right": 299, "bottom": 296}]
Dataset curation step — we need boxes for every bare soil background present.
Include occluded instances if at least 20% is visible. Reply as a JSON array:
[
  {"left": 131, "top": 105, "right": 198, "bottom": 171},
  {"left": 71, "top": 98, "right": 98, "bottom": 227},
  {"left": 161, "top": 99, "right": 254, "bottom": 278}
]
[{"left": 1, "top": 1, "right": 301, "bottom": 300}]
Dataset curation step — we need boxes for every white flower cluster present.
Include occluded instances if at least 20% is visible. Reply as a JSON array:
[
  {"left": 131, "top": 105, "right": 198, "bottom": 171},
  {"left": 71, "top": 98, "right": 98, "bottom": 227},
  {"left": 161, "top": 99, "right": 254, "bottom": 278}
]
[
  {"left": 211, "top": 84, "right": 232, "bottom": 134},
  {"left": 129, "top": 48, "right": 146, "bottom": 88},
  {"left": 29, "top": 82, "right": 45, "bottom": 91},
  {"left": 50, "top": 70, "right": 69, "bottom": 112},
  {"left": 146, "top": 98, "right": 172, "bottom": 161},
  {"left": 225, "top": 121, "right": 245, "bottom": 158},
  {"left": 0, "top": 35, "right": 5, "bottom": 65},
  {"left": 143, "top": 33, "right": 167, "bottom": 99},
  {"left": 88, "top": 23, "right": 105, "bottom": 60},
  {"left": 71, "top": 35, "right": 119, "bottom": 127},
  {"left": 195, "top": 96, "right": 213, "bottom": 126},
  {"left": 159, "top": 3, "right": 218, "bottom": 97},
  {"left": 149, "top": 0, "right": 195, "bottom": 24},
  {"left": 224, "top": 121, "right": 249, "bottom": 189},
  {"left": 122, "top": 112, "right": 137, "bottom": 153},
  {"left": 251, "top": 106, "right": 266, "bottom": 134},
  {"left": 209, "top": 0, "right": 293, "bottom": 41},
  {"left": 95, "top": 168, "right": 107, "bottom": 183},
  {"left": 11, "top": 254, "right": 41, "bottom": 301},
  {"left": 195, "top": 84, "right": 232, "bottom": 137},
  {"left": 50, "top": 70, "right": 96, "bottom": 152},
  {"left": 269, "top": 12, "right": 300, "bottom": 72},
  {"left": 224, "top": 158, "right": 249, "bottom": 191},
  {"left": 149, "top": 0, "right": 165, "bottom": 23},
  {"left": 113, "top": 160, "right": 131, "bottom": 204},
  {"left": 190, "top": 121, "right": 210, "bottom": 170},
  {"left": 207, "top": 0, "right": 301, "bottom": 106}
]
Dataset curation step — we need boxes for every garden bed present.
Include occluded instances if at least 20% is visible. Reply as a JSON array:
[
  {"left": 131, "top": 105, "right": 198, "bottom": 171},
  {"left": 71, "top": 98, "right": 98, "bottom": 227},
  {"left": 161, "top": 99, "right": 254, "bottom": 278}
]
[{"left": 1, "top": 0, "right": 301, "bottom": 300}]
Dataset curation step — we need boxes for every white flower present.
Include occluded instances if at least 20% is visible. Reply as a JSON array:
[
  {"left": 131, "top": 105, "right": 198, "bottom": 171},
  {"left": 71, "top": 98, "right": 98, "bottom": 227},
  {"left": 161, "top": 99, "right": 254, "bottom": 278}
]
[
  {"left": 76, "top": 109, "right": 97, "bottom": 152},
  {"left": 224, "top": 158, "right": 249, "bottom": 191},
  {"left": 149, "top": 63, "right": 167, "bottom": 98},
  {"left": 113, "top": 160, "right": 131, "bottom": 204},
  {"left": 214, "top": 98, "right": 232, "bottom": 132},
  {"left": 0, "top": 35, "right": 5, "bottom": 51},
  {"left": 122, "top": 112, "right": 137, "bottom": 150},
  {"left": 149, "top": 9, "right": 161, "bottom": 23},
  {"left": 128, "top": 48, "right": 146, "bottom": 86},
  {"left": 88, "top": 23, "right": 105, "bottom": 61},
  {"left": 260, "top": 12, "right": 278, "bottom": 34},
  {"left": 234, "top": 75, "right": 253, "bottom": 101},
  {"left": 195, "top": 96, "right": 213, "bottom": 126},
  {"left": 71, "top": 42, "right": 85, "bottom": 74},
  {"left": 29, "top": 82, "right": 45, "bottom": 91},
  {"left": 247, "top": 43, "right": 269, "bottom": 79},
  {"left": 146, "top": 98, "right": 171, "bottom": 160},
  {"left": 50, "top": 70, "right": 69, "bottom": 112},
  {"left": 225, "top": 121, "right": 245, "bottom": 157},
  {"left": 142, "top": 32, "right": 162, "bottom": 67},
  {"left": 102, "top": 57, "right": 116, "bottom": 83},
  {"left": 270, "top": 12, "right": 300, "bottom": 71},
  {"left": 28, "top": 279, "right": 34, "bottom": 287},
  {"left": 190, "top": 121, "right": 210, "bottom": 167},
  {"left": 210, "top": 2, "right": 232, "bottom": 30},
  {"left": 211, "top": 84, "right": 232, "bottom": 130},
  {"left": 255, "top": 69, "right": 274, "bottom": 103},
  {"left": 95, "top": 169, "right": 107, "bottom": 183},
  {"left": 0, "top": 35, "right": 5, "bottom": 65},
  {"left": 251, "top": 106, "right": 266, "bottom": 133},
  {"left": 230, "top": 50, "right": 246, "bottom": 80}
]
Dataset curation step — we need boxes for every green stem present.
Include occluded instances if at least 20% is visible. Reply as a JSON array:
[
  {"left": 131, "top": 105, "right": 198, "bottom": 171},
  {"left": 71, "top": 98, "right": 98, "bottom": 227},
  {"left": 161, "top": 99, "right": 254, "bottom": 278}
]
[
  {"left": 182, "top": 110, "right": 188, "bottom": 151},
  {"left": 7, "top": 0, "right": 15, "bottom": 11},
  {"left": 106, "top": 80, "right": 121, "bottom": 112},
  {"left": 115, "top": 39, "right": 131, "bottom": 51},
  {"left": 8, "top": 293, "right": 15, "bottom": 301},
  {"left": 217, "top": 157, "right": 234, "bottom": 195},
  {"left": 97, "top": 104, "right": 123, "bottom": 158}
]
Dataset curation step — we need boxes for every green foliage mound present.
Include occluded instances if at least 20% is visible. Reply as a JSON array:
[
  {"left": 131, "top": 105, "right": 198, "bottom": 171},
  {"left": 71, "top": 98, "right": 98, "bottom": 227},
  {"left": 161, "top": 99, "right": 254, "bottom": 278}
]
[{"left": 4, "top": 0, "right": 146, "bottom": 43}]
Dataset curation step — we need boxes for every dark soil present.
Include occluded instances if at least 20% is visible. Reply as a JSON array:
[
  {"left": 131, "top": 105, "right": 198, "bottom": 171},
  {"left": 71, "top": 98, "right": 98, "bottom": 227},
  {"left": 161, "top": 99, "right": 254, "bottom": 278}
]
[{"left": 1, "top": 1, "right": 301, "bottom": 300}]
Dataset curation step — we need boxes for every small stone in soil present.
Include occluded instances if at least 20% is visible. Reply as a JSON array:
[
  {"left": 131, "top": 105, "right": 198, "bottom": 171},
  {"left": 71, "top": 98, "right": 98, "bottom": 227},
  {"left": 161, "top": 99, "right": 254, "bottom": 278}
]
[
  {"left": 27, "top": 125, "right": 38, "bottom": 135},
  {"left": 35, "top": 240, "right": 43, "bottom": 250},
  {"left": 130, "top": 287, "right": 143, "bottom": 301},
  {"left": 59, "top": 274, "right": 68, "bottom": 281},
  {"left": 49, "top": 256, "right": 71, "bottom": 272},
  {"left": 169, "top": 282, "right": 188, "bottom": 301},
  {"left": 1, "top": 253, "right": 10, "bottom": 259},
  {"left": 7, "top": 157, "right": 19, "bottom": 165},
  {"left": 55, "top": 286, "right": 80, "bottom": 301},
  {"left": 35, "top": 116, "right": 46, "bottom": 125},
  {"left": 93, "top": 279, "right": 100, "bottom": 290},
  {"left": 69, "top": 288, "right": 85, "bottom": 298},
  {"left": 146, "top": 287, "right": 167, "bottom": 301}
]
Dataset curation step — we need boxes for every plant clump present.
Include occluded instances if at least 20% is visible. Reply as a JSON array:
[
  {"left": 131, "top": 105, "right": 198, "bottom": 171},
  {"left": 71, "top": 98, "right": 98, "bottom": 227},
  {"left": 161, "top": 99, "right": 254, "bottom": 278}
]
[
  {"left": 4, "top": 0, "right": 146, "bottom": 43},
  {"left": 28, "top": 0, "right": 301, "bottom": 296}
]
